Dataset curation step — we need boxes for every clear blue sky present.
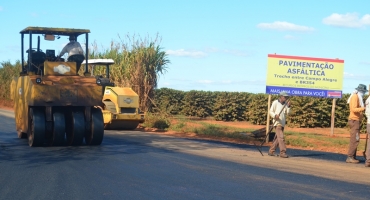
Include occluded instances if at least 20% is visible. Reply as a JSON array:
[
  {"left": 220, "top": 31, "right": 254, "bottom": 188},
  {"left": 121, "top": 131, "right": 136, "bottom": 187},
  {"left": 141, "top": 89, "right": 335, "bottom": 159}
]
[{"left": 1, "top": 0, "right": 370, "bottom": 94}]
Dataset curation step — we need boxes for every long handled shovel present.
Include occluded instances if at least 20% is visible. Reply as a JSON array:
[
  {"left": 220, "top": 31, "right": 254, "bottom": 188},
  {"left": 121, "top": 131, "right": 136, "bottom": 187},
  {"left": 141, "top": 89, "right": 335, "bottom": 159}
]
[{"left": 255, "top": 125, "right": 275, "bottom": 156}]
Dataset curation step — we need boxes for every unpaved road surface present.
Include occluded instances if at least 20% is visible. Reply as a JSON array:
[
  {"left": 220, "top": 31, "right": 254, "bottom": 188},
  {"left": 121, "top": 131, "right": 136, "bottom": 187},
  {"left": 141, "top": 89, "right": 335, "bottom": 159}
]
[{"left": 0, "top": 109, "right": 370, "bottom": 199}]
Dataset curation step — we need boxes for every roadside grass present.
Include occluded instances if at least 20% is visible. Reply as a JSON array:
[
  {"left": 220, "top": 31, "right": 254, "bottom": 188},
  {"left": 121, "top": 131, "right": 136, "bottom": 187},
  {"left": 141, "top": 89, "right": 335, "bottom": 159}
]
[
  {"left": 285, "top": 136, "right": 315, "bottom": 148},
  {"left": 166, "top": 115, "right": 196, "bottom": 133},
  {"left": 169, "top": 118, "right": 196, "bottom": 133},
  {"left": 193, "top": 124, "right": 245, "bottom": 139},
  {"left": 169, "top": 119, "right": 264, "bottom": 140},
  {"left": 284, "top": 131, "right": 351, "bottom": 148},
  {"left": 196, "top": 122, "right": 256, "bottom": 134},
  {"left": 190, "top": 121, "right": 258, "bottom": 140}
]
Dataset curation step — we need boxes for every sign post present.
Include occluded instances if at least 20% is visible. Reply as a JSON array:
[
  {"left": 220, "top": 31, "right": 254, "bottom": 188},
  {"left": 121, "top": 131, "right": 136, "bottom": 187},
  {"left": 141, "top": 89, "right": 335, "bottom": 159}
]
[{"left": 330, "top": 98, "right": 336, "bottom": 136}]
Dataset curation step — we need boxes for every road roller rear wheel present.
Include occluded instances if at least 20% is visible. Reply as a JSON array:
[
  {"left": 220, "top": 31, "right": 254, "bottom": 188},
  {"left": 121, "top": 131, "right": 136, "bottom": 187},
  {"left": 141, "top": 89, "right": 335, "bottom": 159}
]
[
  {"left": 85, "top": 107, "right": 104, "bottom": 145},
  {"left": 66, "top": 111, "right": 85, "bottom": 146},
  {"left": 28, "top": 108, "right": 45, "bottom": 147},
  {"left": 49, "top": 112, "right": 66, "bottom": 146}
]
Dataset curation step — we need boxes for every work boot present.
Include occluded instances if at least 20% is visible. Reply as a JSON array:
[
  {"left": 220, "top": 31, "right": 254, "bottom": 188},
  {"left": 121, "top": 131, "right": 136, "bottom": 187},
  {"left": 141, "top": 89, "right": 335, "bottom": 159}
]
[
  {"left": 346, "top": 157, "right": 360, "bottom": 163},
  {"left": 279, "top": 153, "right": 289, "bottom": 158},
  {"left": 365, "top": 162, "right": 370, "bottom": 167},
  {"left": 268, "top": 151, "right": 275, "bottom": 156}
]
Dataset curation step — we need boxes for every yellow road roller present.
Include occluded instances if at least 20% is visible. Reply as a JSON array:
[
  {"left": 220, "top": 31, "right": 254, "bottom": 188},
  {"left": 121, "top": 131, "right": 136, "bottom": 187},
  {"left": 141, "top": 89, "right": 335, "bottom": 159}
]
[
  {"left": 81, "top": 59, "right": 145, "bottom": 130},
  {"left": 10, "top": 26, "right": 105, "bottom": 147}
]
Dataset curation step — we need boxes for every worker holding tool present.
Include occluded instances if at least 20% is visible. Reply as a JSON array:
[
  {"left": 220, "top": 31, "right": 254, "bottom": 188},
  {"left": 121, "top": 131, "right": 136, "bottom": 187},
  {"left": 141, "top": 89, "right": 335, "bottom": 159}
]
[
  {"left": 364, "top": 92, "right": 370, "bottom": 167},
  {"left": 346, "top": 84, "right": 367, "bottom": 164},
  {"left": 268, "top": 91, "right": 291, "bottom": 158}
]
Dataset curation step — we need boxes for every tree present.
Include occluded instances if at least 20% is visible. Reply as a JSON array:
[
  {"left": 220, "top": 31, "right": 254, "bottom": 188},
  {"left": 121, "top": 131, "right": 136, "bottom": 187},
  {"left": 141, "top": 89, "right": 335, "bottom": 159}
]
[{"left": 88, "top": 33, "right": 170, "bottom": 112}]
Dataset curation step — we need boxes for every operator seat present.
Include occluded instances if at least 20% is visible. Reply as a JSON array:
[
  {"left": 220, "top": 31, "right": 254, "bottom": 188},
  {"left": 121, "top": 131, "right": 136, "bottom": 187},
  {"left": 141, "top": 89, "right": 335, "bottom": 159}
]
[
  {"left": 68, "top": 54, "right": 85, "bottom": 74},
  {"left": 45, "top": 49, "right": 56, "bottom": 61}
]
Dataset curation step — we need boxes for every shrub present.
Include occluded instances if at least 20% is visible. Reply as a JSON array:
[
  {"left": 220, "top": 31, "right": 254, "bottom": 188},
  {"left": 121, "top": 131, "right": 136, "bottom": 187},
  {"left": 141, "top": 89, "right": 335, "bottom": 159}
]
[{"left": 142, "top": 112, "right": 170, "bottom": 129}]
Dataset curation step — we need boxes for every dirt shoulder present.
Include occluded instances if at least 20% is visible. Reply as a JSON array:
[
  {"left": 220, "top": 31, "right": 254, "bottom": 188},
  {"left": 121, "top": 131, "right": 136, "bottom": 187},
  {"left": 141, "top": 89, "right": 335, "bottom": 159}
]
[
  {"left": 139, "top": 118, "right": 361, "bottom": 156},
  {"left": 0, "top": 100, "right": 13, "bottom": 111},
  {"left": 0, "top": 106, "right": 13, "bottom": 111}
]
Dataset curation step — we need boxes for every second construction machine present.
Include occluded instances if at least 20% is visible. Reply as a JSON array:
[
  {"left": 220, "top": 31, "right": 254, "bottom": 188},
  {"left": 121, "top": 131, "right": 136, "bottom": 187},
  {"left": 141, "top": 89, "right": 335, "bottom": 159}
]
[
  {"left": 11, "top": 26, "right": 105, "bottom": 147},
  {"left": 81, "top": 59, "right": 145, "bottom": 130}
]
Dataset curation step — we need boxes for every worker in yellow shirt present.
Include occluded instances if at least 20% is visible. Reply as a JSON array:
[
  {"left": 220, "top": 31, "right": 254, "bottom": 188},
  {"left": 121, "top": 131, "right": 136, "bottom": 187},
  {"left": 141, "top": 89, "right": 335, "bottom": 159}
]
[{"left": 346, "top": 84, "right": 367, "bottom": 163}]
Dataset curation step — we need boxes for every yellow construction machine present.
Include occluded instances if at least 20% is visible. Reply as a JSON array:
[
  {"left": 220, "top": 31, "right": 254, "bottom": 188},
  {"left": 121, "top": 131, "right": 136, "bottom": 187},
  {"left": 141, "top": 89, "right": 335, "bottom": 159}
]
[
  {"left": 81, "top": 59, "right": 145, "bottom": 130},
  {"left": 10, "top": 26, "right": 105, "bottom": 147}
]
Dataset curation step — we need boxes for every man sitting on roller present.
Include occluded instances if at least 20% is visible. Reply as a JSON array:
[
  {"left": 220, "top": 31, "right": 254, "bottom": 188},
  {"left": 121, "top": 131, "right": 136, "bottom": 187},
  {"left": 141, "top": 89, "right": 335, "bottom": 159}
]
[{"left": 57, "top": 35, "right": 85, "bottom": 73}]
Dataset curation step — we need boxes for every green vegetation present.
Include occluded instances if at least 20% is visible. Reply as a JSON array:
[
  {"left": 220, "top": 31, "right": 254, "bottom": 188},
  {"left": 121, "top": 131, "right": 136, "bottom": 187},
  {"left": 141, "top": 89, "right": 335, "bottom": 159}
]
[
  {"left": 0, "top": 61, "right": 22, "bottom": 107},
  {"left": 193, "top": 124, "right": 252, "bottom": 140},
  {"left": 142, "top": 112, "right": 171, "bottom": 130},
  {"left": 284, "top": 131, "right": 350, "bottom": 148},
  {"left": 168, "top": 116, "right": 191, "bottom": 132},
  {"left": 150, "top": 88, "right": 368, "bottom": 132},
  {"left": 88, "top": 34, "right": 170, "bottom": 112},
  {"left": 213, "top": 92, "right": 251, "bottom": 121},
  {"left": 285, "top": 137, "right": 315, "bottom": 148}
]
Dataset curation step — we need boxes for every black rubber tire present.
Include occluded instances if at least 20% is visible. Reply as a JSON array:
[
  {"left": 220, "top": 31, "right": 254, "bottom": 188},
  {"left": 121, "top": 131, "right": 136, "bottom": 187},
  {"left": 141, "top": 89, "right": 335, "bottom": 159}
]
[
  {"left": 66, "top": 111, "right": 85, "bottom": 146},
  {"left": 28, "top": 108, "right": 45, "bottom": 147},
  {"left": 50, "top": 112, "right": 66, "bottom": 146},
  {"left": 85, "top": 108, "right": 104, "bottom": 145}
]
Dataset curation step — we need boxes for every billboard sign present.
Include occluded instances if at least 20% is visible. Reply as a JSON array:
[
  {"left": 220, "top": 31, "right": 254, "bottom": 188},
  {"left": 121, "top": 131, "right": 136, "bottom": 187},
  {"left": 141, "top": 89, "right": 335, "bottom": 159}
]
[{"left": 266, "top": 54, "right": 344, "bottom": 98}]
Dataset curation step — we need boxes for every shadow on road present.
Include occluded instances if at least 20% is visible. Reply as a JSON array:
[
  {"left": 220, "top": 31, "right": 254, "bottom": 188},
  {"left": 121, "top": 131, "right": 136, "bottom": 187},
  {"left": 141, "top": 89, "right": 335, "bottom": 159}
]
[
  {"left": 174, "top": 136, "right": 353, "bottom": 163},
  {"left": 0, "top": 132, "right": 180, "bottom": 168}
]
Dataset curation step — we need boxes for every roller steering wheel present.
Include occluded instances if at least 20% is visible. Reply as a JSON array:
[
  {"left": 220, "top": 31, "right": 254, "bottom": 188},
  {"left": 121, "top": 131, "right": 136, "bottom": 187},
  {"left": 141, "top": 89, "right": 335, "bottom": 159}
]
[{"left": 26, "top": 48, "right": 38, "bottom": 53}]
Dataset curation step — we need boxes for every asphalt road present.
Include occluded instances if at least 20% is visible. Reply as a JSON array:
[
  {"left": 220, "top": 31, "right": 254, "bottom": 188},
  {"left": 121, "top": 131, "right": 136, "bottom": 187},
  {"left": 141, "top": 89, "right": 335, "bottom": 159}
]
[{"left": 1, "top": 109, "right": 370, "bottom": 200}]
